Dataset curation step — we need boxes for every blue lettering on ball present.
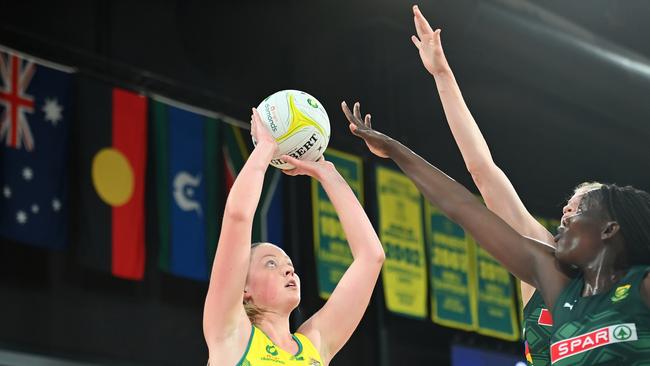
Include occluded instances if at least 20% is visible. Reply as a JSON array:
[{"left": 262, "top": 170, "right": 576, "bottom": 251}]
[{"left": 264, "top": 104, "right": 278, "bottom": 133}]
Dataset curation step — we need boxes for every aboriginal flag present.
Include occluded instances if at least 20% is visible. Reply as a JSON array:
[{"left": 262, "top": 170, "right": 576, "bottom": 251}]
[{"left": 75, "top": 76, "right": 147, "bottom": 280}]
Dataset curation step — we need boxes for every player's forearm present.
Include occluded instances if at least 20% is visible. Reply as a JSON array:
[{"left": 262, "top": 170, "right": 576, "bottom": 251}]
[
  {"left": 385, "top": 138, "right": 476, "bottom": 217},
  {"left": 433, "top": 69, "right": 494, "bottom": 173},
  {"left": 318, "top": 169, "right": 384, "bottom": 263},
  {"left": 384, "top": 138, "right": 544, "bottom": 285},
  {"left": 434, "top": 69, "right": 553, "bottom": 242},
  {"left": 223, "top": 142, "right": 275, "bottom": 223}
]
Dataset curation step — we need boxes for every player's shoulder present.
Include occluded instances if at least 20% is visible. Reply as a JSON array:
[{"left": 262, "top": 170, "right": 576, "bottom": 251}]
[
  {"left": 206, "top": 317, "right": 253, "bottom": 366},
  {"left": 296, "top": 318, "right": 324, "bottom": 357}
]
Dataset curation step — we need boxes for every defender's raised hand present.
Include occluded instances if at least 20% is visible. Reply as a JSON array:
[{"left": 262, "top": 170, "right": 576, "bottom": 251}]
[
  {"left": 341, "top": 101, "right": 392, "bottom": 158},
  {"left": 411, "top": 5, "right": 449, "bottom": 76}
]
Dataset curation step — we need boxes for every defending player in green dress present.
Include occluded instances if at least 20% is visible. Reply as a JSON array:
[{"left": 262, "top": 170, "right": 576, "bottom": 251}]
[
  {"left": 405, "top": 6, "right": 605, "bottom": 364},
  {"left": 342, "top": 88, "right": 650, "bottom": 365}
]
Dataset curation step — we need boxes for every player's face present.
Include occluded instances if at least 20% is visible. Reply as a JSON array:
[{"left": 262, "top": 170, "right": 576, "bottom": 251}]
[
  {"left": 245, "top": 244, "right": 300, "bottom": 313},
  {"left": 555, "top": 195, "right": 608, "bottom": 266},
  {"left": 561, "top": 193, "right": 584, "bottom": 221}
]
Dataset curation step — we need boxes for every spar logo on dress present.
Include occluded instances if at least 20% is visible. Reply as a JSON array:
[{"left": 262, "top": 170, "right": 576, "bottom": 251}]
[{"left": 550, "top": 323, "right": 638, "bottom": 364}]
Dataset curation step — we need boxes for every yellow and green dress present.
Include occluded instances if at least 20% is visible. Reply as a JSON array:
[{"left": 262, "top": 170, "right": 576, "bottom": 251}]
[{"left": 226, "top": 325, "right": 324, "bottom": 366}]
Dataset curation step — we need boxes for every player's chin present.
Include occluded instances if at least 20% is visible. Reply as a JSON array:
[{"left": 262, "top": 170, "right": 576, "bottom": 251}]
[
  {"left": 287, "top": 285, "right": 301, "bottom": 297},
  {"left": 553, "top": 243, "right": 574, "bottom": 265},
  {"left": 286, "top": 286, "right": 301, "bottom": 301},
  {"left": 286, "top": 293, "right": 301, "bottom": 310}
]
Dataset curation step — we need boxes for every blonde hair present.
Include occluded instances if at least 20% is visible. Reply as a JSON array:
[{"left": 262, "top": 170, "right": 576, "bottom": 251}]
[
  {"left": 574, "top": 181, "right": 603, "bottom": 196},
  {"left": 244, "top": 242, "right": 270, "bottom": 324},
  {"left": 244, "top": 301, "right": 266, "bottom": 324}
]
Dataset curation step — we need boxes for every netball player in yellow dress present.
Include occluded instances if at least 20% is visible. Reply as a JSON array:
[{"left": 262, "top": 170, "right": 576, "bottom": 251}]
[{"left": 203, "top": 109, "right": 385, "bottom": 366}]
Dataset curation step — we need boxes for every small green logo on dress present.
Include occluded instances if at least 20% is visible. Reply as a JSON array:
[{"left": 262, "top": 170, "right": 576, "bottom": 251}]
[
  {"left": 611, "top": 284, "right": 631, "bottom": 303},
  {"left": 613, "top": 325, "right": 632, "bottom": 340},
  {"left": 266, "top": 344, "right": 278, "bottom": 356},
  {"left": 307, "top": 99, "right": 319, "bottom": 108}
]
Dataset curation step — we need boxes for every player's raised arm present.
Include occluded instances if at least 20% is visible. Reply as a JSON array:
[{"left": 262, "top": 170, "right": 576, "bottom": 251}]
[
  {"left": 281, "top": 155, "right": 385, "bottom": 364},
  {"left": 342, "top": 101, "right": 571, "bottom": 309},
  {"left": 203, "top": 108, "right": 276, "bottom": 345},
  {"left": 411, "top": 6, "right": 553, "bottom": 243},
  {"left": 410, "top": 5, "right": 555, "bottom": 303}
]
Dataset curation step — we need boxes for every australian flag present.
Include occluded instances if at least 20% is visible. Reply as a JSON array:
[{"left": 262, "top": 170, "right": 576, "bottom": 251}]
[{"left": 0, "top": 46, "right": 74, "bottom": 249}]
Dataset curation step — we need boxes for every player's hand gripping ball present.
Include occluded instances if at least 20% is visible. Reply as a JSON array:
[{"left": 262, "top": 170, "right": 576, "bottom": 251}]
[{"left": 254, "top": 90, "right": 330, "bottom": 169}]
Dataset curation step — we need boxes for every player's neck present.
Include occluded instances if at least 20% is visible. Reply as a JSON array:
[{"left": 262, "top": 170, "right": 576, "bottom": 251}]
[
  {"left": 256, "top": 313, "right": 295, "bottom": 351},
  {"left": 581, "top": 248, "right": 629, "bottom": 296}
]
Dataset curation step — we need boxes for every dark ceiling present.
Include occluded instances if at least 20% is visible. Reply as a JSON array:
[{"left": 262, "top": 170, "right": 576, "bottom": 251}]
[{"left": 2, "top": 0, "right": 649, "bottom": 217}]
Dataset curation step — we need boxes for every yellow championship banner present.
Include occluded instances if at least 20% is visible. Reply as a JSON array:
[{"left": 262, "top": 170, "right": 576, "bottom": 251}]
[
  {"left": 425, "top": 203, "right": 478, "bottom": 331},
  {"left": 376, "top": 166, "right": 427, "bottom": 318},
  {"left": 312, "top": 149, "right": 363, "bottom": 299}
]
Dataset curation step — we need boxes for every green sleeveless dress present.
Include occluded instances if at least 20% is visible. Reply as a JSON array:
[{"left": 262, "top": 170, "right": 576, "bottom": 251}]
[
  {"left": 523, "top": 290, "right": 553, "bottom": 365},
  {"left": 550, "top": 266, "right": 650, "bottom": 365}
]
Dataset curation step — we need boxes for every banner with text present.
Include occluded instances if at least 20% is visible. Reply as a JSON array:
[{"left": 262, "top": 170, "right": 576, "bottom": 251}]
[
  {"left": 472, "top": 238, "right": 520, "bottom": 341},
  {"left": 376, "top": 166, "right": 427, "bottom": 318},
  {"left": 425, "top": 203, "right": 477, "bottom": 331}
]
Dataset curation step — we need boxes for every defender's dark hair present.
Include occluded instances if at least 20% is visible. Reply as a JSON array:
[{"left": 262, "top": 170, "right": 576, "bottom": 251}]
[{"left": 583, "top": 184, "right": 650, "bottom": 265}]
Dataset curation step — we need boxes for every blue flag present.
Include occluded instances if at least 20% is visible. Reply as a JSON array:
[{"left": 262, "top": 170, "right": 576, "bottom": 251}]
[
  {"left": 169, "top": 106, "right": 209, "bottom": 279},
  {"left": 0, "top": 47, "right": 73, "bottom": 249},
  {"left": 154, "top": 97, "right": 222, "bottom": 281}
]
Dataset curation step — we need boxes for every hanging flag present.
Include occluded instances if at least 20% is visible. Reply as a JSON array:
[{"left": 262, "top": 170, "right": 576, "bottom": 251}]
[
  {"left": 254, "top": 168, "right": 284, "bottom": 246},
  {"left": 376, "top": 165, "right": 427, "bottom": 319},
  {"left": 223, "top": 124, "right": 249, "bottom": 192},
  {"left": 153, "top": 96, "right": 222, "bottom": 281},
  {"left": 0, "top": 46, "right": 74, "bottom": 249},
  {"left": 312, "top": 149, "right": 363, "bottom": 299},
  {"left": 75, "top": 77, "right": 147, "bottom": 280}
]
